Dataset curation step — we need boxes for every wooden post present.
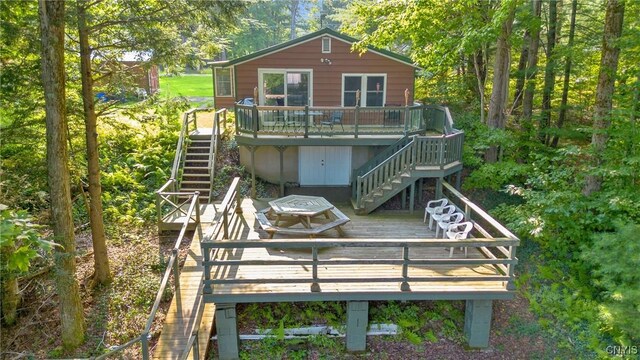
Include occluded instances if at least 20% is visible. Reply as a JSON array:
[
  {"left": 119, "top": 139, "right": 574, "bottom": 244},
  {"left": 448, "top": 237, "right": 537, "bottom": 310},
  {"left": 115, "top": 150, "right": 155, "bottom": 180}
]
[
  {"left": 464, "top": 300, "right": 493, "bottom": 348},
  {"left": 346, "top": 301, "right": 368, "bottom": 352},
  {"left": 251, "top": 104, "right": 258, "bottom": 138},
  {"left": 304, "top": 105, "right": 309, "bottom": 138},
  {"left": 400, "top": 246, "right": 410, "bottom": 291},
  {"left": 215, "top": 303, "right": 239, "bottom": 360},
  {"left": 311, "top": 247, "right": 320, "bottom": 292},
  {"left": 277, "top": 146, "right": 286, "bottom": 197},
  {"left": 409, "top": 181, "right": 415, "bottom": 214},
  {"left": 250, "top": 146, "right": 257, "bottom": 198},
  {"left": 417, "top": 179, "right": 423, "bottom": 204},
  {"left": 355, "top": 89, "right": 361, "bottom": 138},
  {"left": 456, "top": 170, "right": 462, "bottom": 190},
  {"left": 435, "top": 177, "right": 443, "bottom": 199}
]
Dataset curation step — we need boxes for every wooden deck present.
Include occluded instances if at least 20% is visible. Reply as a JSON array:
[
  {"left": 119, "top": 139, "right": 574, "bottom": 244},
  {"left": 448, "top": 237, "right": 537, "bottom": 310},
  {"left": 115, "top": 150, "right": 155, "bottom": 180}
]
[
  {"left": 154, "top": 204, "right": 217, "bottom": 360},
  {"left": 202, "top": 199, "right": 514, "bottom": 303}
]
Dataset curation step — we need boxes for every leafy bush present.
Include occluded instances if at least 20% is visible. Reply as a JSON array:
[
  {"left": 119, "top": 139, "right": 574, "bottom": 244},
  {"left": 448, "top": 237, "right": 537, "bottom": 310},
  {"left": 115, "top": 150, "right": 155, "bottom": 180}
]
[{"left": 581, "top": 223, "right": 640, "bottom": 345}]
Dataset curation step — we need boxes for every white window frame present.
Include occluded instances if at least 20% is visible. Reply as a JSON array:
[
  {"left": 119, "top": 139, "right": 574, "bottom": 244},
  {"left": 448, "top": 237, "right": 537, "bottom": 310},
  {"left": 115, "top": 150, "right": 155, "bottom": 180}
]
[
  {"left": 258, "top": 68, "right": 314, "bottom": 106},
  {"left": 341, "top": 73, "right": 387, "bottom": 107},
  {"left": 322, "top": 37, "right": 331, "bottom": 53},
  {"left": 214, "top": 67, "right": 234, "bottom": 97}
]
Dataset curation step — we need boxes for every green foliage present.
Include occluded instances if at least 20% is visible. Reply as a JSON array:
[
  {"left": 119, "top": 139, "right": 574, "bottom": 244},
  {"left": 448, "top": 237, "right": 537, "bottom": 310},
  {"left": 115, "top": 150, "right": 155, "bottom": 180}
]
[
  {"left": 0, "top": 206, "right": 52, "bottom": 276},
  {"left": 369, "top": 301, "right": 464, "bottom": 344},
  {"left": 97, "top": 98, "right": 187, "bottom": 225},
  {"left": 581, "top": 223, "right": 640, "bottom": 345}
]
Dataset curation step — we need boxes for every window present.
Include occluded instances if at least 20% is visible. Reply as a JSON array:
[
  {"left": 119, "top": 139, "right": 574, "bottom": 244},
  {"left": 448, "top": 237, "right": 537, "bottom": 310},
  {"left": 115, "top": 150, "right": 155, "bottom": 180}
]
[
  {"left": 258, "top": 69, "right": 312, "bottom": 106},
  {"left": 342, "top": 74, "right": 386, "bottom": 107},
  {"left": 215, "top": 67, "right": 233, "bottom": 97},
  {"left": 322, "top": 37, "right": 331, "bottom": 53}
]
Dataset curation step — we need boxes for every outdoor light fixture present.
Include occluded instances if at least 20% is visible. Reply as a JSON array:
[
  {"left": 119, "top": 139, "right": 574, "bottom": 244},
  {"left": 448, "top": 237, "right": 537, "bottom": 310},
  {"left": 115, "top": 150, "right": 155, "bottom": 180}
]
[{"left": 320, "top": 58, "right": 332, "bottom": 65}]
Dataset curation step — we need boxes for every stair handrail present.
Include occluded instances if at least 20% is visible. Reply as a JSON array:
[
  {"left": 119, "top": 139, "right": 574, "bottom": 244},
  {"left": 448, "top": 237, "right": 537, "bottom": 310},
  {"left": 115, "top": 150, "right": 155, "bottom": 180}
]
[
  {"left": 355, "top": 137, "right": 417, "bottom": 207},
  {"left": 209, "top": 108, "right": 226, "bottom": 203},
  {"left": 351, "top": 135, "right": 412, "bottom": 199}
]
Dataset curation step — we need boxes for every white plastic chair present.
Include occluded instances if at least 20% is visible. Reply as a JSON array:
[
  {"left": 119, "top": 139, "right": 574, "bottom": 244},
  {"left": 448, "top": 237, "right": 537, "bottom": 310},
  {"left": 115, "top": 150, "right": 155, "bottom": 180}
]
[
  {"left": 429, "top": 205, "right": 456, "bottom": 230},
  {"left": 436, "top": 212, "right": 464, "bottom": 238},
  {"left": 424, "top": 198, "right": 448, "bottom": 224},
  {"left": 446, "top": 221, "right": 473, "bottom": 257}
]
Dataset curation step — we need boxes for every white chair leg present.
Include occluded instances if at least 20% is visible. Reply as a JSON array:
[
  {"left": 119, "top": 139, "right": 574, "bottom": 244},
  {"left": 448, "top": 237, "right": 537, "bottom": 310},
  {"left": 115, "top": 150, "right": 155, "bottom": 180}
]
[
  {"left": 423, "top": 209, "right": 428, "bottom": 223},
  {"left": 449, "top": 247, "right": 454, "bottom": 257},
  {"left": 428, "top": 217, "right": 434, "bottom": 229}
]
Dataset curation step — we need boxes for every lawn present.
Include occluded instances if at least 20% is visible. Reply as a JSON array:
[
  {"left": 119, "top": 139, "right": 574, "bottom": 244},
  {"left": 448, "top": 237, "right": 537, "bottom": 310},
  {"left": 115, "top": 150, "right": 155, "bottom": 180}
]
[{"left": 159, "top": 74, "right": 213, "bottom": 98}]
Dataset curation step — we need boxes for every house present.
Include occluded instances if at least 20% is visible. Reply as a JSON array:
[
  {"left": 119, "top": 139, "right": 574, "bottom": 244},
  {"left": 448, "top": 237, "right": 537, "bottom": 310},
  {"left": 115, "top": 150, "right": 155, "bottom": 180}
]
[
  {"left": 208, "top": 28, "right": 463, "bottom": 214},
  {"left": 210, "top": 28, "right": 417, "bottom": 109},
  {"left": 119, "top": 51, "right": 159, "bottom": 96}
]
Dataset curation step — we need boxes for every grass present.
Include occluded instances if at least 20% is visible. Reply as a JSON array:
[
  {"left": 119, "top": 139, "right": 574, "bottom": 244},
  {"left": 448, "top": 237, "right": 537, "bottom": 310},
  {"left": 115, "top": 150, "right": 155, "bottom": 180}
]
[{"left": 159, "top": 73, "right": 213, "bottom": 98}]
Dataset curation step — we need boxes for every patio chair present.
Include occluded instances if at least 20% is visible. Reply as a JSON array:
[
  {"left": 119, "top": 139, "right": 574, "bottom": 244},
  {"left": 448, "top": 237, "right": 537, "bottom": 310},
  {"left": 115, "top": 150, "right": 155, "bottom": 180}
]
[
  {"left": 446, "top": 221, "right": 473, "bottom": 258},
  {"left": 423, "top": 198, "right": 448, "bottom": 224},
  {"left": 435, "top": 212, "right": 464, "bottom": 238},
  {"left": 429, "top": 204, "right": 456, "bottom": 230},
  {"left": 320, "top": 111, "right": 344, "bottom": 131}
]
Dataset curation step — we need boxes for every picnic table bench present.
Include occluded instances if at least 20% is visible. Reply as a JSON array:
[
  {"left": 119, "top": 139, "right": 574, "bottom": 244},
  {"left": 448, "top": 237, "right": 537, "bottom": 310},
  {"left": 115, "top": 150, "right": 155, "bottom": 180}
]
[{"left": 255, "top": 202, "right": 350, "bottom": 239}]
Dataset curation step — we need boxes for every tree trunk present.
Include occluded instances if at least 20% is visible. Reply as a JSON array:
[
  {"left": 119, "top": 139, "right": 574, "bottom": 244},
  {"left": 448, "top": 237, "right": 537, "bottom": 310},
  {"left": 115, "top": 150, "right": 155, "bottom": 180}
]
[
  {"left": 551, "top": 0, "right": 578, "bottom": 147},
  {"left": 473, "top": 49, "right": 487, "bottom": 124},
  {"left": 38, "top": 0, "right": 85, "bottom": 348},
  {"left": 522, "top": 0, "right": 542, "bottom": 123},
  {"left": 1, "top": 273, "right": 19, "bottom": 326},
  {"left": 583, "top": 0, "right": 625, "bottom": 196},
  {"left": 512, "top": 23, "right": 531, "bottom": 113},
  {"left": 485, "top": 2, "right": 516, "bottom": 163},
  {"left": 77, "top": 0, "right": 111, "bottom": 286},
  {"left": 289, "top": 0, "right": 299, "bottom": 40},
  {"left": 539, "top": 0, "right": 558, "bottom": 145}
]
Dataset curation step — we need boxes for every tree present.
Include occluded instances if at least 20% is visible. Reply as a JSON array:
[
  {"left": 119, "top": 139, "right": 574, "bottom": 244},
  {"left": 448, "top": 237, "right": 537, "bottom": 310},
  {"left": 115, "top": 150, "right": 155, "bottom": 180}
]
[
  {"left": 539, "top": 0, "right": 559, "bottom": 145},
  {"left": 485, "top": 0, "right": 518, "bottom": 163},
  {"left": 583, "top": 0, "right": 625, "bottom": 195},
  {"left": 75, "top": 0, "right": 111, "bottom": 286},
  {"left": 522, "top": 0, "right": 542, "bottom": 124},
  {"left": 550, "top": 0, "right": 578, "bottom": 147},
  {"left": 38, "top": 0, "right": 85, "bottom": 347},
  {"left": 70, "top": 0, "right": 242, "bottom": 286}
]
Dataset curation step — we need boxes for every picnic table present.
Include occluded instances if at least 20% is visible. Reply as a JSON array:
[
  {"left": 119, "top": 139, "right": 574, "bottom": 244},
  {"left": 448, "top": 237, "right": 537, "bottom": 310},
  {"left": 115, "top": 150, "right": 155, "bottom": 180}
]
[{"left": 255, "top": 195, "right": 350, "bottom": 238}]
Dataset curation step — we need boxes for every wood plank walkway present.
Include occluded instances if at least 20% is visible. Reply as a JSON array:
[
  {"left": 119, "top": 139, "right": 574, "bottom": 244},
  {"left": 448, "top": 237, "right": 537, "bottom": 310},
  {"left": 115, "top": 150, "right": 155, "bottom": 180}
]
[{"left": 153, "top": 204, "right": 217, "bottom": 359}]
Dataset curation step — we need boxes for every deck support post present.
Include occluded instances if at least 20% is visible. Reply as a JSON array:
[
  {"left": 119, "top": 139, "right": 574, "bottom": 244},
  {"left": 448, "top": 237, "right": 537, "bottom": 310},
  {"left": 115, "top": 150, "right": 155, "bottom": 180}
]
[
  {"left": 276, "top": 145, "right": 287, "bottom": 197},
  {"left": 417, "top": 178, "right": 423, "bottom": 204},
  {"left": 409, "top": 181, "right": 415, "bottom": 214},
  {"left": 456, "top": 170, "right": 462, "bottom": 190},
  {"left": 435, "top": 177, "right": 443, "bottom": 199},
  {"left": 249, "top": 146, "right": 257, "bottom": 198},
  {"left": 215, "top": 303, "right": 239, "bottom": 360},
  {"left": 346, "top": 301, "right": 368, "bottom": 352},
  {"left": 464, "top": 300, "right": 493, "bottom": 348}
]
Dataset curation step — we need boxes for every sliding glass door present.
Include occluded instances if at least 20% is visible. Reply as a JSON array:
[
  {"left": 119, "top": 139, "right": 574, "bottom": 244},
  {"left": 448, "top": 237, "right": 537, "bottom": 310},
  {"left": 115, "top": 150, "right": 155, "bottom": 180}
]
[{"left": 259, "top": 69, "right": 312, "bottom": 106}]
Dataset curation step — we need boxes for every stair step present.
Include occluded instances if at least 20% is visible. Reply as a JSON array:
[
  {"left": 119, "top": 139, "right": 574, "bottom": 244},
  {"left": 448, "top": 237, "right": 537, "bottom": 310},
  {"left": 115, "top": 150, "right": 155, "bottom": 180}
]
[
  {"left": 186, "top": 155, "right": 209, "bottom": 161},
  {"left": 182, "top": 180, "right": 210, "bottom": 184},
  {"left": 183, "top": 173, "right": 210, "bottom": 178},
  {"left": 183, "top": 168, "right": 210, "bottom": 174}
]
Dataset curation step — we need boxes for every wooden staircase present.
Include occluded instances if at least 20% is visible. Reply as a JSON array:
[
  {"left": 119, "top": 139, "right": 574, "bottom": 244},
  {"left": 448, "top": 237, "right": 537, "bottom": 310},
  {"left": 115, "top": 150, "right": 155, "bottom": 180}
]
[
  {"left": 180, "top": 134, "right": 213, "bottom": 202},
  {"left": 352, "top": 132, "right": 464, "bottom": 214}
]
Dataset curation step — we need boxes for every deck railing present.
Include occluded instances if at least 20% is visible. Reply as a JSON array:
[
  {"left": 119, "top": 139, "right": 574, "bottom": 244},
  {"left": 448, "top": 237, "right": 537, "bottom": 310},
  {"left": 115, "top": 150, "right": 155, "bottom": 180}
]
[
  {"left": 234, "top": 103, "right": 427, "bottom": 138},
  {"left": 201, "top": 177, "right": 243, "bottom": 293},
  {"left": 353, "top": 132, "right": 464, "bottom": 208},
  {"left": 91, "top": 192, "right": 202, "bottom": 360},
  {"left": 208, "top": 108, "right": 226, "bottom": 203},
  {"left": 199, "top": 181, "right": 518, "bottom": 298},
  {"left": 441, "top": 181, "right": 519, "bottom": 288}
]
